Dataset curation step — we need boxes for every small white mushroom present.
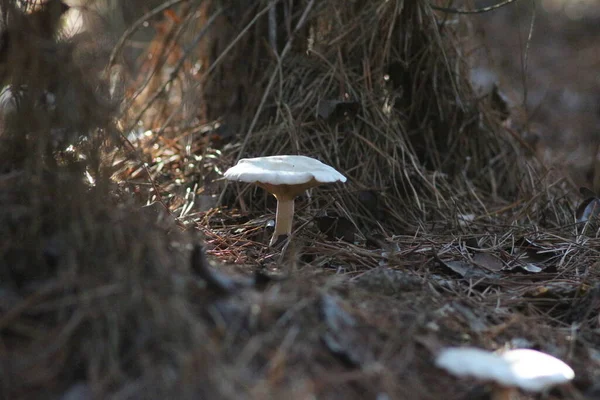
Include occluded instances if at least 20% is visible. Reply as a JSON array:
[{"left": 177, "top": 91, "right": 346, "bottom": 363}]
[
  {"left": 500, "top": 349, "right": 575, "bottom": 393},
  {"left": 224, "top": 155, "right": 346, "bottom": 246},
  {"left": 435, "top": 347, "right": 574, "bottom": 400}
]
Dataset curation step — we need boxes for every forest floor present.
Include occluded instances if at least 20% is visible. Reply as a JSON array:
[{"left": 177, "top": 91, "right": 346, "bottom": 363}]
[
  {"left": 161, "top": 3, "right": 600, "bottom": 399},
  {"left": 4, "top": 1, "right": 600, "bottom": 400}
]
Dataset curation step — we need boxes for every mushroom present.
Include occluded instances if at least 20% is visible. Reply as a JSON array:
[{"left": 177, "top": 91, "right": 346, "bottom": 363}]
[
  {"left": 500, "top": 349, "right": 575, "bottom": 393},
  {"left": 435, "top": 347, "right": 574, "bottom": 400},
  {"left": 224, "top": 155, "right": 346, "bottom": 246}
]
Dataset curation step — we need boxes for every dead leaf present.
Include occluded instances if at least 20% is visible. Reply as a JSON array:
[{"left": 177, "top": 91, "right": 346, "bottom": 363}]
[
  {"left": 472, "top": 253, "right": 504, "bottom": 272},
  {"left": 511, "top": 237, "right": 559, "bottom": 264},
  {"left": 505, "top": 261, "right": 545, "bottom": 274},
  {"left": 576, "top": 197, "right": 600, "bottom": 223},
  {"left": 439, "top": 259, "right": 500, "bottom": 280},
  {"left": 521, "top": 263, "right": 543, "bottom": 273}
]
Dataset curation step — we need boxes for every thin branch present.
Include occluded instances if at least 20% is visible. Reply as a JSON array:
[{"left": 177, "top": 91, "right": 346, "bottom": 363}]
[
  {"left": 268, "top": 0, "right": 278, "bottom": 53},
  {"left": 106, "top": 0, "right": 188, "bottom": 71},
  {"left": 521, "top": 0, "right": 536, "bottom": 110}
]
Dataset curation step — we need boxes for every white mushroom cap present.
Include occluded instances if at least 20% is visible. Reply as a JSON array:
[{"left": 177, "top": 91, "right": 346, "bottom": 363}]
[
  {"left": 223, "top": 155, "right": 346, "bottom": 246},
  {"left": 436, "top": 347, "right": 574, "bottom": 392},
  {"left": 500, "top": 349, "right": 575, "bottom": 392},
  {"left": 223, "top": 155, "right": 346, "bottom": 186},
  {"left": 436, "top": 347, "right": 515, "bottom": 386}
]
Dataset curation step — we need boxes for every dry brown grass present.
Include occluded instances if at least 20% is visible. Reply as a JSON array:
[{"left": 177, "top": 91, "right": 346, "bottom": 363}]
[{"left": 211, "top": 0, "right": 534, "bottom": 239}]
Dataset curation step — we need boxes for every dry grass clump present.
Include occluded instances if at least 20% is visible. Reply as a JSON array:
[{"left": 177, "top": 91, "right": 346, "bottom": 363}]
[
  {"left": 0, "top": 1, "right": 204, "bottom": 398},
  {"left": 114, "top": 0, "right": 534, "bottom": 239},
  {"left": 215, "top": 0, "right": 530, "bottom": 237}
]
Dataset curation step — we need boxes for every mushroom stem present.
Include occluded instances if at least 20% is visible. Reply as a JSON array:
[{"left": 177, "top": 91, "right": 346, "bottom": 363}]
[
  {"left": 270, "top": 195, "right": 295, "bottom": 246},
  {"left": 491, "top": 386, "right": 515, "bottom": 400}
]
